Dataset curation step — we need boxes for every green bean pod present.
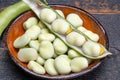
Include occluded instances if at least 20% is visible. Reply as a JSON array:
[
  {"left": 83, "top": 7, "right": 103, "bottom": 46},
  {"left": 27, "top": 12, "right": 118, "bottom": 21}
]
[
  {"left": 43, "top": 21, "right": 112, "bottom": 59},
  {"left": 23, "top": 0, "right": 112, "bottom": 59},
  {"left": 0, "top": 1, "right": 30, "bottom": 36}
]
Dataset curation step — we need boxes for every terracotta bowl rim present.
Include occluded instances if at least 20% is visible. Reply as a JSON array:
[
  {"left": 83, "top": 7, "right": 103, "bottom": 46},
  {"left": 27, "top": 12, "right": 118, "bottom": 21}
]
[{"left": 6, "top": 4, "right": 109, "bottom": 80}]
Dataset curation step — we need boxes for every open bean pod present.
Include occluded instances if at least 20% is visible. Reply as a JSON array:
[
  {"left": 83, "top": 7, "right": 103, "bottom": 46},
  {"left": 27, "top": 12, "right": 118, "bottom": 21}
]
[
  {"left": 23, "top": 0, "right": 112, "bottom": 59},
  {"left": 41, "top": 21, "right": 111, "bottom": 59}
]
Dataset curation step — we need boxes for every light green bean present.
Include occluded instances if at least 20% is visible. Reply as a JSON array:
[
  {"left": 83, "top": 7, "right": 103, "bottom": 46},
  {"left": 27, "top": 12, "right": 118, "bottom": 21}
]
[
  {"left": 23, "top": 17, "right": 38, "bottom": 30},
  {"left": 27, "top": 61, "right": 45, "bottom": 74},
  {"left": 17, "top": 48, "right": 38, "bottom": 62}
]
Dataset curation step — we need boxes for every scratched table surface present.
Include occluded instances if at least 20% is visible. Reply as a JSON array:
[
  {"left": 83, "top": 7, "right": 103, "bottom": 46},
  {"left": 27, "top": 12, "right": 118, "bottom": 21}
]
[{"left": 0, "top": 0, "right": 120, "bottom": 80}]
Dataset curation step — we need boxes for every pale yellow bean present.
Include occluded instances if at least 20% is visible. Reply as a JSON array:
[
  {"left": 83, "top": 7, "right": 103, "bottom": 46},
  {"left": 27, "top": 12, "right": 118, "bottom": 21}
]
[
  {"left": 70, "top": 57, "right": 88, "bottom": 72},
  {"left": 84, "top": 31, "right": 99, "bottom": 42},
  {"left": 54, "top": 55, "right": 71, "bottom": 74},
  {"left": 27, "top": 61, "right": 45, "bottom": 74},
  {"left": 59, "top": 55, "right": 71, "bottom": 63},
  {"left": 53, "top": 38, "right": 68, "bottom": 55},
  {"left": 17, "top": 48, "right": 38, "bottom": 62},
  {"left": 68, "top": 49, "right": 81, "bottom": 59},
  {"left": 77, "top": 26, "right": 87, "bottom": 32},
  {"left": 36, "top": 56, "right": 45, "bottom": 65},
  {"left": 66, "top": 32, "right": 86, "bottom": 46},
  {"left": 44, "top": 59, "right": 58, "bottom": 75},
  {"left": 39, "top": 41, "right": 54, "bottom": 59},
  {"left": 13, "top": 34, "right": 31, "bottom": 48},
  {"left": 29, "top": 40, "right": 40, "bottom": 51},
  {"left": 40, "top": 28, "right": 49, "bottom": 34},
  {"left": 52, "top": 19, "right": 69, "bottom": 34},
  {"left": 56, "top": 10, "right": 65, "bottom": 18},
  {"left": 66, "top": 13, "right": 83, "bottom": 28},
  {"left": 25, "top": 25, "right": 41, "bottom": 40},
  {"left": 82, "top": 41, "right": 101, "bottom": 57},
  {"left": 92, "top": 34, "right": 99, "bottom": 42},
  {"left": 23, "top": 17, "right": 38, "bottom": 30},
  {"left": 40, "top": 8, "right": 57, "bottom": 23},
  {"left": 77, "top": 27, "right": 99, "bottom": 42},
  {"left": 38, "top": 33, "right": 55, "bottom": 42}
]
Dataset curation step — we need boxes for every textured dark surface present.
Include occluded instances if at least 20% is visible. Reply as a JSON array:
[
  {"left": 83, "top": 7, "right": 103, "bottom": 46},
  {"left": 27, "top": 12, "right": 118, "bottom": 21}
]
[{"left": 0, "top": 0, "right": 120, "bottom": 80}]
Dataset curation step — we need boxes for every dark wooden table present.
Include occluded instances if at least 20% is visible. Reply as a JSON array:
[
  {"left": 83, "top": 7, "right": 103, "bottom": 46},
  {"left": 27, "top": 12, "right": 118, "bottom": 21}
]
[{"left": 0, "top": 0, "right": 120, "bottom": 80}]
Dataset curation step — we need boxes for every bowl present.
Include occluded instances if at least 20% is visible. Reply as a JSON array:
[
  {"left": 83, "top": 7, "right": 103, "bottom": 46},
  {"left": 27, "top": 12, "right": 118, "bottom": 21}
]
[{"left": 6, "top": 5, "right": 109, "bottom": 79}]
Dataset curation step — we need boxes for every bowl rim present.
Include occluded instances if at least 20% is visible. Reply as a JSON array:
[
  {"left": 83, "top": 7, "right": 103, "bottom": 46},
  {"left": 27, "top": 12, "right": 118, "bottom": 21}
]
[{"left": 6, "top": 4, "right": 109, "bottom": 80}]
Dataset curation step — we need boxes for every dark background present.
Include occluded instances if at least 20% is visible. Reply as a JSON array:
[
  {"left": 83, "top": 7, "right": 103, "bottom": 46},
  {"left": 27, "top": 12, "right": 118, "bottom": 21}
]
[{"left": 0, "top": 0, "right": 120, "bottom": 80}]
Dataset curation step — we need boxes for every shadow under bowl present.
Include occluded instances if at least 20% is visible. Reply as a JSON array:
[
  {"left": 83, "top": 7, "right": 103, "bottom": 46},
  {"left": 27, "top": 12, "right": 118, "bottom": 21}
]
[{"left": 6, "top": 5, "right": 109, "bottom": 80}]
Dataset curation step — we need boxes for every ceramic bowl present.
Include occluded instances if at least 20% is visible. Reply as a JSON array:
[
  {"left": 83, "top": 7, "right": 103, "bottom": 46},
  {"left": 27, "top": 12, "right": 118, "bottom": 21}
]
[{"left": 6, "top": 5, "right": 109, "bottom": 80}]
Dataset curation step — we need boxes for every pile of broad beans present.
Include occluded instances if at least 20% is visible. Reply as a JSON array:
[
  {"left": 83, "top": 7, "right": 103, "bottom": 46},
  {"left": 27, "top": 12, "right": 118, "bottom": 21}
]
[{"left": 13, "top": 8, "right": 105, "bottom": 75}]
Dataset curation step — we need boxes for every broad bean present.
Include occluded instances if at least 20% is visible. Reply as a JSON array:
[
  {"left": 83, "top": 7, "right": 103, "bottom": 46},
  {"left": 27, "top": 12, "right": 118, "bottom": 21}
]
[
  {"left": 25, "top": 25, "right": 41, "bottom": 39},
  {"left": 40, "top": 28, "right": 49, "bottom": 34},
  {"left": 77, "top": 26, "right": 87, "bottom": 32},
  {"left": 59, "top": 55, "right": 71, "bottom": 63},
  {"left": 17, "top": 48, "right": 38, "bottom": 62},
  {"left": 53, "top": 38, "right": 68, "bottom": 55},
  {"left": 68, "top": 49, "right": 81, "bottom": 59},
  {"left": 29, "top": 40, "right": 40, "bottom": 51},
  {"left": 82, "top": 41, "right": 101, "bottom": 57},
  {"left": 54, "top": 55, "right": 71, "bottom": 74},
  {"left": 38, "top": 33, "right": 55, "bottom": 42},
  {"left": 56, "top": 10, "right": 65, "bottom": 18},
  {"left": 44, "top": 59, "right": 58, "bottom": 75},
  {"left": 77, "top": 27, "right": 99, "bottom": 42},
  {"left": 14, "top": 34, "right": 30, "bottom": 48},
  {"left": 39, "top": 41, "right": 54, "bottom": 59},
  {"left": 84, "top": 31, "right": 99, "bottom": 42},
  {"left": 66, "top": 32, "right": 86, "bottom": 46},
  {"left": 36, "top": 56, "right": 45, "bottom": 65},
  {"left": 52, "top": 19, "right": 70, "bottom": 34},
  {"left": 27, "top": 61, "right": 45, "bottom": 74},
  {"left": 40, "top": 8, "right": 57, "bottom": 23},
  {"left": 70, "top": 57, "right": 88, "bottom": 72},
  {"left": 23, "top": 17, "right": 38, "bottom": 30},
  {"left": 66, "top": 13, "right": 83, "bottom": 27}
]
